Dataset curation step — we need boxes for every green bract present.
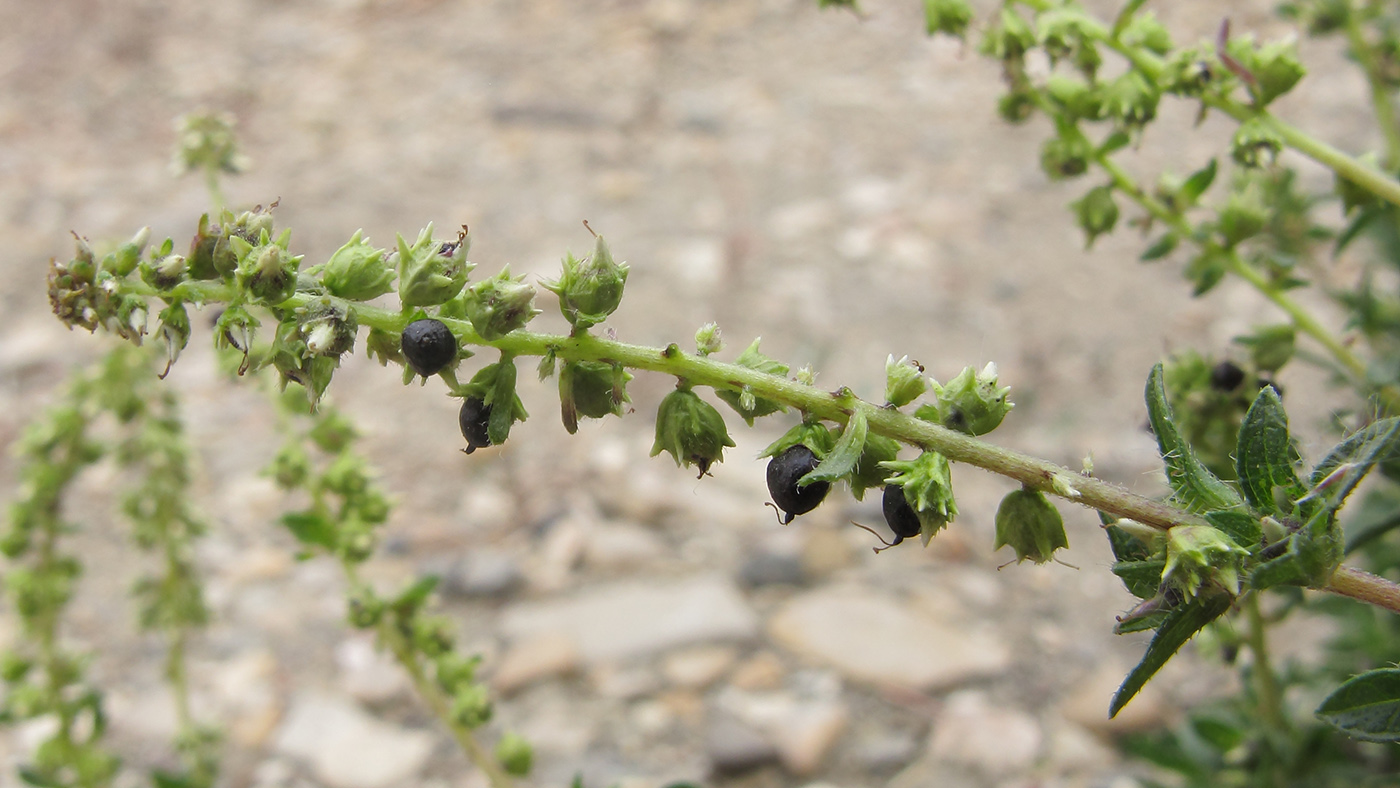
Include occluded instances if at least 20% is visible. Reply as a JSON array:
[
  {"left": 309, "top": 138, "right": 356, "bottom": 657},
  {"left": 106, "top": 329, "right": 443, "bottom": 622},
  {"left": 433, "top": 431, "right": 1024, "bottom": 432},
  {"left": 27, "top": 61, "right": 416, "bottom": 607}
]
[
  {"left": 884, "top": 355, "right": 928, "bottom": 407},
  {"left": 397, "top": 224, "right": 474, "bottom": 307},
  {"left": 994, "top": 488, "right": 1069, "bottom": 564},
  {"left": 880, "top": 451, "right": 958, "bottom": 543},
  {"left": 232, "top": 227, "right": 302, "bottom": 305},
  {"left": 650, "top": 387, "right": 735, "bottom": 477},
  {"left": 319, "top": 230, "right": 394, "bottom": 301},
  {"left": 541, "top": 234, "right": 629, "bottom": 332},
  {"left": 1163, "top": 525, "right": 1249, "bottom": 598},
  {"left": 916, "top": 363, "right": 1013, "bottom": 436},
  {"left": 715, "top": 338, "right": 790, "bottom": 425},
  {"left": 558, "top": 360, "right": 632, "bottom": 434},
  {"left": 461, "top": 266, "right": 541, "bottom": 341}
]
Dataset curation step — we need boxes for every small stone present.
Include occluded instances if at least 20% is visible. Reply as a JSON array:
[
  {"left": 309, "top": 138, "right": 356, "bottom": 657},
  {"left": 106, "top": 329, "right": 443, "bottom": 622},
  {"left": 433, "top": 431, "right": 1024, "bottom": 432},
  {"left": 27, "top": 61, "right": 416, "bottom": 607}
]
[
  {"left": 771, "top": 701, "right": 848, "bottom": 776},
  {"left": 663, "top": 645, "right": 738, "bottom": 689},
  {"left": 492, "top": 632, "right": 581, "bottom": 695},
  {"left": 440, "top": 550, "right": 524, "bottom": 598},
  {"left": 852, "top": 726, "right": 921, "bottom": 772},
  {"left": 738, "top": 550, "right": 806, "bottom": 588},
  {"left": 499, "top": 574, "right": 759, "bottom": 663},
  {"left": 590, "top": 662, "right": 660, "bottom": 700},
  {"left": 274, "top": 691, "right": 434, "bottom": 788},
  {"left": 730, "top": 651, "right": 786, "bottom": 691},
  {"left": 706, "top": 714, "right": 779, "bottom": 776},
  {"left": 928, "top": 691, "right": 1041, "bottom": 778},
  {"left": 335, "top": 636, "right": 408, "bottom": 704},
  {"left": 582, "top": 522, "right": 667, "bottom": 570},
  {"left": 768, "top": 584, "right": 1010, "bottom": 690}
]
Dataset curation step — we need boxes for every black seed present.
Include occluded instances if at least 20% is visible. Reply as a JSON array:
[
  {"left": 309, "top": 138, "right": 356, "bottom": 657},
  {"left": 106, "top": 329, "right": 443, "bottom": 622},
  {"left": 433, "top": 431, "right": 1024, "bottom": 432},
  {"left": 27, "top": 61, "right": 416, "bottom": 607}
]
[
  {"left": 459, "top": 396, "right": 492, "bottom": 454},
  {"left": 766, "top": 445, "right": 829, "bottom": 524},
  {"left": 881, "top": 484, "right": 921, "bottom": 545},
  {"left": 1209, "top": 360, "right": 1245, "bottom": 391},
  {"left": 401, "top": 318, "right": 457, "bottom": 377}
]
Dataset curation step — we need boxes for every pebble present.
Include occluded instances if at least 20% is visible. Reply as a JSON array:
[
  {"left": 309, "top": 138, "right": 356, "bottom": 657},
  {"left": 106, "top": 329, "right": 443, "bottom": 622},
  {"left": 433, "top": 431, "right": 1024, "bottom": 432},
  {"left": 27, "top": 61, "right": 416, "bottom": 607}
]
[
  {"left": 491, "top": 632, "right": 581, "bottom": 695},
  {"left": 705, "top": 714, "right": 779, "bottom": 776},
  {"left": 273, "top": 691, "right": 435, "bottom": 788},
  {"left": 499, "top": 574, "right": 759, "bottom": 663},
  {"left": 437, "top": 550, "right": 524, "bottom": 598},
  {"left": 582, "top": 522, "right": 667, "bottom": 570},
  {"left": 729, "top": 651, "right": 787, "bottom": 691},
  {"left": 927, "top": 690, "right": 1042, "bottom": 778},
  {"left": 737, "top": 549, "right": 807, "bottom": 588},
  {"left": 662, "top": 644, "right": 738, "bottom": 689},
  {"left": 335, "top": 636, "right": 408, "bottom": 704},
  {"left": 768, "top": 584, "right": 1011, "bottom": 690},
  {"left": 770, "top": 700, "right": 848, "bottom": 776}
]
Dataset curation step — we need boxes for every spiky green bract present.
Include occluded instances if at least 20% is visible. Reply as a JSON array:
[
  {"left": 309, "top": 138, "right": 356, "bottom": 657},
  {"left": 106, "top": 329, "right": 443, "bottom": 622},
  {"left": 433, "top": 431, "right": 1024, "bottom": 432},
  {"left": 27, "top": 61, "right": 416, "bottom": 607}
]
[
  {"left": 296, "top": 296, "right": 359, "bottom": 359},
  {"left": 457, "top": 357, "right": 529, "bottom": 447},
  {"left": 461, "top": 266, "right": 541, "bottom": 340},
  {"left": 759, "top": 420, "right": 835, "bottom": 461},
  {"left": 880, "top": 451, "right": 958, "bottom": 544},
  {"left": 994, "top": 488, "right": 1069, "bottom": 564},
  {"left": 716, "top": 338, "right": 790, "bottom": 425},
  {"left": 1163, "top": 525, "right": 1249, "bottom": 598},
  {"left": 651, "top": 387, "right": 735, "bottom": 477},
  {"left": 885, "top": 355, "right": 929, "bottom": 407},
  {"left": 318, "top": 230, "right": 394, "bottom": 301},
  {"left": 915, "top": 362, "right": 1013, "bottom": 436},
  {"left": 397, "top": 223, "right": 474, "bottom": 307},
  {"left": 495, "top": 732, "right": 534, "bottom": 777},
  {"left": 558, "top": 360, "right": 632, "bottom": 434},
  {"left": 231, "top": 227, "right": 302, "bottom": 305},
  {"left": 541, "top": 234, "right": 629, "bottom": 332},
  {"left": 850, "top": 434, "right": 900, "bottom": 501}
]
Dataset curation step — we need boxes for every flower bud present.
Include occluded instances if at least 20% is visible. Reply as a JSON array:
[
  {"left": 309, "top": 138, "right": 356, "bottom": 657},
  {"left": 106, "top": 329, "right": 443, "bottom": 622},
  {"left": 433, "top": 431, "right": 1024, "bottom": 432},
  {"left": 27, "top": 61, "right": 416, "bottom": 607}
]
[
  {"left": 1045, "top": 75, "right": 1103, "bottom": 122},
  {"left": 715, "top": 338, "right": 789, "bottom": 425},
  {"left": 462, "top": 266, "right": 541, "bottom": 340},
  {"left": 347, "top": 588, "right": 383, "bottom": 629},
  {"left": 978, "top": 7, "right": 1036, "bottom": 61},
  {"left": 397, "top": 224, "right": 474, "bottom": 307},
  {"left": 1041, "top": 129, "right": 1092, "bottom": 180},
  {"left": 916, "top": 362, "right": 1013, "bottom": 436},
  {"left": 186, "top": 213, "right": 223, "bottom": 280},
  {"left": 267, "top": 443, "right": 311, "bottom": 490},
  {"left": 1230, "top": 118, "right": 1283, "bottom": 169},
  {"left": 171, "top": 111, "right": 249, "bottom": 176},
  {"left": 495, "top": 732, "right": 534, "bottom": 777},
  {"left": 451, "top": 684, "right": 494, "bottom": 729},
  {"left": 884, "top": 355, "right": 928, "bottom": 408},
  {"left": 923, "top": 0, "right": 972, "bottom": 38},
  {"left": 141, "top": 235, "right": 188, "bottom": 290},
  {"left": 232, "top": 229, "right": 302, "bottom": 305},
  {"left": 1071, "top": 184, "right": 1119, "bottom": 248},
  {"left": 297, "top": 297, "right": 359, "bottom": 358},
  {"left": 1218, "top": 180, "right": 1267, "bottom": 246},
  {"left": 558, "top": 360, "right": 632, "bottom": 434},
  {"left": 1248, "top": 37, "right": 1307, "bottom": 106},
  {"left": 434, "top": 653, "right": 482, "bottom": 693},
  {"left": 1163, "top": 525, "right": 1248, "bottom": 598},
  {"left": 695, "top": 323, "right": 723, "bottom": 356},
  {"left": 319, "top": 230, "right": 393, "bottom": 301},
  {"left": 651, "top": 387, "right": 736, "bottom": 477},
  {"left": 1102, "top": 70, "right": 1159, "bottom": 128},
  {"left": 541, "top": 234, "right": 630, "bottom": 332},
  {"left": 880, "top": 451, "right": 958, "bottom": 542},
  {"left": 994, "top": 488, "right": 1069, "bottom": 564},
  {"left": 156, "top": 302, "right": 191, "bottom": 378},
  {"left": 105, "top": 226, "right": 151, "bottom": 277},
  {"left": 997, "top": 89, "right": 1036, "bottom": 124}
]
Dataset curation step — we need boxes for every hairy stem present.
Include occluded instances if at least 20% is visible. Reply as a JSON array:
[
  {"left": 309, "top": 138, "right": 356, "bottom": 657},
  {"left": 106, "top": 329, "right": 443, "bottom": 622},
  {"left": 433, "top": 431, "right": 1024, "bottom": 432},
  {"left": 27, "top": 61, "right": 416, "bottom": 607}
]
[{"left": 1323, "top": 564, "right": 1400, "bottom": 614}]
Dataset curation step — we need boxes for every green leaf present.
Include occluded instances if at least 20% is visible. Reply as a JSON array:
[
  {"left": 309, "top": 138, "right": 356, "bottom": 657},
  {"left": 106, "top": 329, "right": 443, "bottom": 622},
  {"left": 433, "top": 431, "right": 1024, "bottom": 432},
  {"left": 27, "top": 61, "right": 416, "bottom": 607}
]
[
  {"left": 1234, "top": 387, "right": 1302, "bottom": 515},
  {"left": 391, "top": 575, "right": 441, "bottom": 613},
  {"left": 1316, "top": 668, "right": 1400, "bottom": 742},
  {"left": 18, "top": 769, "right": 64, "bottom": 788},
  {"left": 280, "top": 510, "right": 337, "bottom": 550},
  {"left": 1113, "top": 558, "right": 1166, "bottom": 600},
  {"left": 1098, "top": 129, "right": 1132, "bottom": 156},
  {"left": 1311, "top": 417, "right": 1400, "bottom": 490},
  {"left": 1140, "top": 233, "right": 1179, "bottom": 261},
  {"left": 1181, "top": 158, "right": 1218, "bottom": 205},
  {"left": 1203, "top": 510, "right": 1261, "bottom": 548},
  {"left": 1145, "top": 364, "right": 1243, "bottom": 513},
  {"left": 801, "top": 410, "right": 867, "bottom": 486},
  {"left": 1333, "top": 202, "right": 1383, "bottom": 256},
  {"left": 1110, "top": 592, "right": 1233, "bottom": 717}
]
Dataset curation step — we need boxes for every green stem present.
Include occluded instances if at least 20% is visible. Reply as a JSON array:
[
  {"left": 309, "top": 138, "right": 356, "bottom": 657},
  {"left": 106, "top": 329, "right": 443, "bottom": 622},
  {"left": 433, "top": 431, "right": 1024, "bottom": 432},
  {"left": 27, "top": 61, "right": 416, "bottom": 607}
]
[
  {"left": 340, "top": 563, "right": 514, "bottom": 788},
  {"left": 202, "top": 167, "right": 226, "bottom": 216},
  {"left": 1323, "top": 564, "right": 1400, "bottom": 614},
  {"left": 1244, "top": 593, "right": 1288, "bottom": 734},
  {"left": 1343, "top": 6, "right": 1400, "bottom": 169}
]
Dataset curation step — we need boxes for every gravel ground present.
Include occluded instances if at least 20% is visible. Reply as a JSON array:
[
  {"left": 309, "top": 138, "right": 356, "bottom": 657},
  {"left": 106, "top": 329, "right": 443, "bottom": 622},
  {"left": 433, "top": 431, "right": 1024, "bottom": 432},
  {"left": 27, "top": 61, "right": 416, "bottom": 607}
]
[{"left": 0, "top": 1, "right": 1376, "bottom": 787}]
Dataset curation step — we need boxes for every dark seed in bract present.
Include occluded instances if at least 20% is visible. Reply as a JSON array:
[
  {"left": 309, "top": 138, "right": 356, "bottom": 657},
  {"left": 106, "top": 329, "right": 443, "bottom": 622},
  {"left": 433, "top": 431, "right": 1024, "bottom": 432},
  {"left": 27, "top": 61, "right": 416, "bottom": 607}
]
[
  {"left": 766, "top": 444, "right": 829, "bottom": 524},
  {"left": 459, "top": 396, "right": 492, "bottom": 454},
  {"left": 401, "top": 318, "right": 457, "bottom": 377}
]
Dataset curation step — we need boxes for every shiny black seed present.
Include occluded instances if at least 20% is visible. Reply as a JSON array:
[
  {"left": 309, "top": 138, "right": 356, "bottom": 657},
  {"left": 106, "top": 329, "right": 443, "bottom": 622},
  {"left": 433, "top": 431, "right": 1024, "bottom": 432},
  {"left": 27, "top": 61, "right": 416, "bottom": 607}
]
[
  {"left": 459, "top": 396, "right": 492, "bottom": 454},
  {"left": 881, "top": 483, "right": 921, "bottom": 545},
  {"left": 401, "top": 318, "right": 457, "bottom": 377},
  {"left": 1209, "top": 360, "right": 1245, "bottom": 391},
  {"left": 766, "top": 445, "right": 829, "bottom": 524}
]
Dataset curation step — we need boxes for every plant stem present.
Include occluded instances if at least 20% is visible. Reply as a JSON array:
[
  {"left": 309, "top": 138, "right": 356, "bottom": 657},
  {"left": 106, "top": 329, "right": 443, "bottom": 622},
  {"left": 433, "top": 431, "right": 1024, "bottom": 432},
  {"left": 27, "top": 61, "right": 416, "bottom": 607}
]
[
  {"left": 339, "top": 563, "right": 514, "bottom": 788},
  {"left": 1342, "top": 6, "right": 1400, "bottom": 168},
  {"left": 1323, "top": 564, "right": 1400, "bottom": 614},
  {"left": 1244, "top": 593, "right": 1288, "bottom": 734}
]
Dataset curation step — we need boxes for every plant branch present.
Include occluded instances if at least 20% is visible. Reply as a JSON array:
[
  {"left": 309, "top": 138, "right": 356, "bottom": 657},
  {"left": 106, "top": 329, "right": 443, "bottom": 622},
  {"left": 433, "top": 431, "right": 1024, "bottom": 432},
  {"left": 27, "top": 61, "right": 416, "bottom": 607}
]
[
  {"left": 1342, "top": 8, "right": 1400, "bottom": 168},
  {"left": 1322, "top": 564, "right": 1400, "bottom": 614}
]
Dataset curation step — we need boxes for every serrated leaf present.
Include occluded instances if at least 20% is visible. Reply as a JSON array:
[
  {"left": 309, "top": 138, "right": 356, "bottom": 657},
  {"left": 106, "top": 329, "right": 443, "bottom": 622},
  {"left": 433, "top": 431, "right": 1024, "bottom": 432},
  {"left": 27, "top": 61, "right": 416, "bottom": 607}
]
[
  {"left": 1203, "top": 510, "right": 1261, "bottom": 548},
  {"left": 1113, "top": 558, "right": 1166, "bottom": 600},
  {"left": 1235, "top": 387, "right": 1304, "bottom": 515},
  {"left": 1316, "top": 668, "right": 1400, "bottom": 742},
  {"left": 1140, "top": 233, "right": 1179, "bottom": 261},
  {"left": 1181, "top": 158, "right": 1217, "bottom": 205},
  {"left": 1098, "top": 129, "right": 1132, "bottom": 156},
  {"left": 1145, "top": 364, "right": 1243, "bottom": 513},
  {"left": 801, "top": 410, "right": 867, "bottom": 486},
  {"left": 1110, "top": 592, "right": 1233, "bottom": 717},
  {"left": 281, "top": 510, "right": 336, "bottom": 550}
]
